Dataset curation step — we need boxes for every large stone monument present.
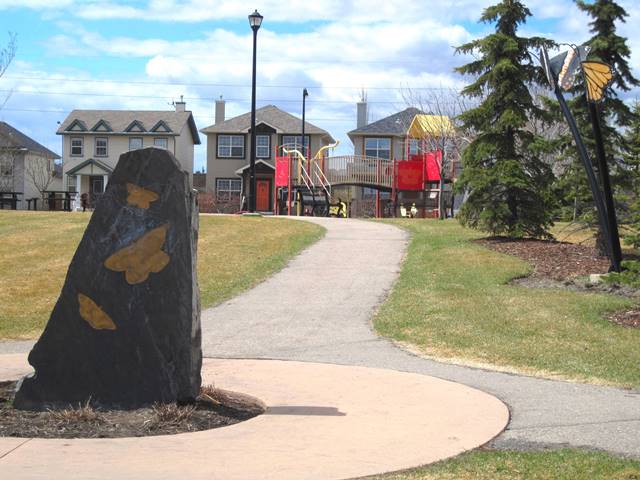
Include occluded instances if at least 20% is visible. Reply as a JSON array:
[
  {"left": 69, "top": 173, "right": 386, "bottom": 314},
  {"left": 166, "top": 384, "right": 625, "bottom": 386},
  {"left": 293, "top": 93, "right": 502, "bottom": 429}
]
[{"left": 14, "top": 147, "right": 202, "bottom": 410}]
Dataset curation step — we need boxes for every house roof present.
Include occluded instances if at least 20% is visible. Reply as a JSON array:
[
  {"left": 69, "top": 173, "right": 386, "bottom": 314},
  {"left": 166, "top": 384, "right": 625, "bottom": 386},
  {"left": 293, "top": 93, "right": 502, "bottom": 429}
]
[
  {"left": 56, "top": 110, "right": 201, "bottom": 145},
  {"left": 66, "top": 158, "right": 114, "bottom": 176},
  {"left": 234, "top": 159, "right": 275, "bottom": 175},
  {"left": 348, "top": 107, "right": 424, "bottom": 137},
  {"left": 0, "top": 121, "right": 60, "bottom": 158},
  {"left": 201, "top": 105, "right": 334, "bottom": 142}
]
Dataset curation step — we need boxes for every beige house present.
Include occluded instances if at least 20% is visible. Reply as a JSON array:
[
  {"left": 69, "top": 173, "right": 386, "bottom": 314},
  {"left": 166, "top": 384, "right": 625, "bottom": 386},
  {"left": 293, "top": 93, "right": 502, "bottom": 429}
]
[
  {"left": 56, "top": 101, "right": 200, "bottom": 202},
  {"left": 0, "top": 121, "right": 61, "bottom": 210},
  {"left": 201, "top": 101, "right": 334, "bottom": 212}
]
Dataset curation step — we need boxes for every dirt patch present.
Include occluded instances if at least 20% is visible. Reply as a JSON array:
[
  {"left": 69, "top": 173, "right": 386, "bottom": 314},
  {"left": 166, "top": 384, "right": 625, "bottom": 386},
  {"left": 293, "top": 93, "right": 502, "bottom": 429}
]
[
  {"left": 0, "top": 382, "right": 265, "bottom": 439},
  {"left": 477, "top": 237, "right": 610, "bottom": 281},
  {"left": 608, "top": 310, "right": 640, "bottom": 329}
]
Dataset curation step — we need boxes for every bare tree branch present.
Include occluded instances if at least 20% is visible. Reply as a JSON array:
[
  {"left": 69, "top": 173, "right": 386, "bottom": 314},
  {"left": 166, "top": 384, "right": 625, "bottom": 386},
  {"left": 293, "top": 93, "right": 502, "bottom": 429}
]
[
  {"left": 25, "top": 155, "right": 55, "bottom": 195},
  {"left": 0, "top": 32, "right": 17, "bottom": 111}
]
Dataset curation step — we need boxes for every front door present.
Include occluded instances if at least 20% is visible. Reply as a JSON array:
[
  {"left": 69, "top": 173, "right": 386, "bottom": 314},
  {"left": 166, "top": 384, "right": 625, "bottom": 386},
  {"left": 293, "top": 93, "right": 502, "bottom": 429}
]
[
  {"left": 90, "top": 176, "right": 104, "bottom": 194},
  {"left": 256, "top": 179, "right": 270, "bottom": 211}
]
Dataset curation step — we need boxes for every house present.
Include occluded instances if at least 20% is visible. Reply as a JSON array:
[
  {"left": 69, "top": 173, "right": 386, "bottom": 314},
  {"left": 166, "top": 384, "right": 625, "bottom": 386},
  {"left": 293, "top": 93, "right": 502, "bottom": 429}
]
[
  {"left": 56, "top": 100, "right": 200, "bottom": 203},
  {"left": 347, "top": 102, "right": 460, "bottom": 217},
  {"left": 201, "top": 101, "right": 334, "bottom": 212},
  {"left": 0, "top": 121, "right": 61, "bottom": 209}
]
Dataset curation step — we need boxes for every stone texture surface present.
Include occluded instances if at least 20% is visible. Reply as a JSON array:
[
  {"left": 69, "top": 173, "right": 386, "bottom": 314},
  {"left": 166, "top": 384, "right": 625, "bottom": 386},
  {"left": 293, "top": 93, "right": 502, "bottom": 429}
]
[{"left": 14, "top": 147, "right": 201, "bottom": 410}]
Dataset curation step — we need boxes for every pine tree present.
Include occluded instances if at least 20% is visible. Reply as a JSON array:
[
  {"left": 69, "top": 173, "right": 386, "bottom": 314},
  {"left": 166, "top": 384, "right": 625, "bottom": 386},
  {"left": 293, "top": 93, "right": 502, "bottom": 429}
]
[
  {"left": 555, "top": 0, "right": 639, "bottom": 251},
  {"left": 622, "top": 101, "right": 640, "bottom": 248},
  {"left": 455, "top": 0, "right": 555, "bottom": 238}
]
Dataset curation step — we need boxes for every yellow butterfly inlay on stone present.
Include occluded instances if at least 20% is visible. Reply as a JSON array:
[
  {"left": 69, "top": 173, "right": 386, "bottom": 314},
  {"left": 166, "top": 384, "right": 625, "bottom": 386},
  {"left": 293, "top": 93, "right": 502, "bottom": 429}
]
[
  {"left": 78, "top": 293, "right": 116, "bottom": 330},
  {"left": 104, "top": 224, "right": 170, "bottom": 284},
  {"left": 127, "top": 182, "right": 159, "bottom": 209}
]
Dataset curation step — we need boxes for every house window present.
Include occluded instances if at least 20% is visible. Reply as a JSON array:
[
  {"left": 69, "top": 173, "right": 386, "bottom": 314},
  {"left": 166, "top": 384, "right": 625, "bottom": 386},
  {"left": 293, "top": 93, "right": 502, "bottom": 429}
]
[
  {"left": 217, "top": 135, "right": 244, "bottom": 158},
  {"left": 406, "top": 139, "right": 420, "bottom": 156},
  {"left": 95, "top": 137, "right": 108, "bottom": 157},
  {"left": 365, "top": 137, "right": 391, "bottom": 159},
  {"left": 216, "top": 178, "right": 242, "bottom": 202},
  {"left": 67, "top": 175, "right": 77, "bottom": 193},
  {"left": 0, "top": 156, "right": 13, "bottom": 177},
  {"left": 154, "top": 137, "right": 168, "bottom": 149},
  {"left": 256, "top": 135, "right": 270, "bottom": 158},
  {"left": 281, "top": 135, "right": 309, "bottom": 153},
  {"left": 71, "top": 137, "right": 83, "bottom": 156},
  {"left": 129, "top": 137, "right": 143, "bottom": 150}
]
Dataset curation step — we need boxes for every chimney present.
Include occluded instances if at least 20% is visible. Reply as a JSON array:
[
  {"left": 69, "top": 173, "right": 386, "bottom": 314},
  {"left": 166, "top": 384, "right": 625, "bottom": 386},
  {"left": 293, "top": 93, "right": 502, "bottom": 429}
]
[
  {"left": 357, "top": 100, "right": 368, "bottom": 129},
  {"left": 175, "top": 95, "right": 186, "bottom": 112},
  {"left": 215, "top": 96, "right": 225, "bottom": 125}
]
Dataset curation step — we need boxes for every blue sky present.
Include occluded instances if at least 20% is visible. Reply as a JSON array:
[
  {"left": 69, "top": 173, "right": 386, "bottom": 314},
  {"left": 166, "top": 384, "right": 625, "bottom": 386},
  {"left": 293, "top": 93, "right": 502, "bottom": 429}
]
[{"left": 1, "top": 0, "right": 639, "bottom": 172}]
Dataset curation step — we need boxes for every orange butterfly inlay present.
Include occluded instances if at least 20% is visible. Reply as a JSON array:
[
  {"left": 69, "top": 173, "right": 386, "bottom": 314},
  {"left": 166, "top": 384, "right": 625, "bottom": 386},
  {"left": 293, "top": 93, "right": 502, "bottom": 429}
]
[
  {"left": 127, "top": 183, "right": 159, "bottom": 209},
  {"left": 104, "top": 224, "right": 170, "bottom": 285},
  {"left": 78, "top": 293, "right": 116, "bottom": 330}
]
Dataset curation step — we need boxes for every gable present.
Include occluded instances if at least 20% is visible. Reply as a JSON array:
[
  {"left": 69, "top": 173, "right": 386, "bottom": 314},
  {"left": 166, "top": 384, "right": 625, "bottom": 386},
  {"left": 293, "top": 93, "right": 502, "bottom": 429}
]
[
  {"left": 66, "top": 119, "right": 88, "bottom": 132},
  {"left": 125, "top": 120, "right": 146, "bottom": 132},
  {"left": 90, "top": 120, "right": 113, "bottom": 132},
  {"left": 151, "top": 120, "right": 172, "bottom": 133}
]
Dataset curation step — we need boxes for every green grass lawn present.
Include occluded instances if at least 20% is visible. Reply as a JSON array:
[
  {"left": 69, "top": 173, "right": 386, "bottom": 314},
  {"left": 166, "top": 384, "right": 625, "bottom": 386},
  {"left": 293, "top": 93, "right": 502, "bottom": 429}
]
[
  {"left": 360, "top": 449, "right": 640, "bottom": 480},
  {"left": 375, "top": 219, "right": 640, "bottom": 388},
  {"left": 0, "top": 212, "right": 323, "bottom": 339}
]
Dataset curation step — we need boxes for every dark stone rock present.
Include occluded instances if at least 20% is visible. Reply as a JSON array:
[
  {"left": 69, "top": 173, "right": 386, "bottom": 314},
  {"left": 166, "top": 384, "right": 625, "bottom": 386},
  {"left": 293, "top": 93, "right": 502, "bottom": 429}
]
[{"left": 14, "top": 147, "right": 201, "bottom": 410}]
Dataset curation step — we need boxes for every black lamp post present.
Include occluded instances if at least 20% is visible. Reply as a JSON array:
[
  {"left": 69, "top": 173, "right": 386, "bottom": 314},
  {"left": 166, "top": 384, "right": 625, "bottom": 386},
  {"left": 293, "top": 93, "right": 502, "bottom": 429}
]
[
  {"left": 248, "top": 9, "right": 263, "bottom": 212},
  {"left": 301, "top": 88, "right": 308, "bottom": 162}
]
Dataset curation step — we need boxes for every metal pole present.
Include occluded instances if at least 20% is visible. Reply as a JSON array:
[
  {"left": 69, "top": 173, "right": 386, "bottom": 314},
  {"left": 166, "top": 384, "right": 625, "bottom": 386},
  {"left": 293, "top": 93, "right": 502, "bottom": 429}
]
[
  {"left": 588, "top": 102, "right": 622, "bottom": 272},
  {"left": 554, "top": 85, "right": 615, "bottom": 269},
  {"left": 302, "top": 88, "right": 308, "bottom": 164},
  {"left": 249, "top": 27, "right": 258, "bottom": 212}
]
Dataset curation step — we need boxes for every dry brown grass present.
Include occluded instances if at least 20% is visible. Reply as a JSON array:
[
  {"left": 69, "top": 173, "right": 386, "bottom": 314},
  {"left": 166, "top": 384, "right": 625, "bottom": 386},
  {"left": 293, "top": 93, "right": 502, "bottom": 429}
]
[
  {"left": 151, "top": 402, "right": 196, "bottom": 424},
  {"left": 47, "top": 400, "right": 103, "bottom": 425},
  {"left": 0, "top": 212, "right": 323, "bottom": 339}
]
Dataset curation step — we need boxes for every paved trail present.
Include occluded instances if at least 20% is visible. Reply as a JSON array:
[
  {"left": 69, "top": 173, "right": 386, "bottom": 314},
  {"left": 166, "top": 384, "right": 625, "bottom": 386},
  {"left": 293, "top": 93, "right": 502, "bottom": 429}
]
[
  {"left": 4, "top": 217, "right": 639, "bottom": 457},
  {"left": 202, "top": 217, "right": 640, "bottom": 458}
]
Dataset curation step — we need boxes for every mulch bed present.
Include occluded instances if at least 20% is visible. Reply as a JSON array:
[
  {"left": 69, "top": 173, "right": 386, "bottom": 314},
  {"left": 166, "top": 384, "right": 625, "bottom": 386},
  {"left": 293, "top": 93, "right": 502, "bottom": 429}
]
[
  {"left": 477, "top": 237, "right": 610, "bottom": 281},
  {"left": 608, "top": 310, "right": 640, "bottom": 329},
  {"left": 478, "top": 237, "right": 640, "bottom": 330},
  {"left": 0, "top": 381, "right": 265, "bottom": 439}
]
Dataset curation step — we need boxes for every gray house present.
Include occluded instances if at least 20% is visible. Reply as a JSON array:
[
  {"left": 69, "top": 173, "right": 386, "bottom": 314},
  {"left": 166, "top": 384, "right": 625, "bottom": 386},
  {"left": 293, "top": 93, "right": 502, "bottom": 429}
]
[
  {"left": 0, "top": 121, "right": 61, "bottom": 209},
  {"left": 201, "top": 101, "right": 334, "bottom": 212}
]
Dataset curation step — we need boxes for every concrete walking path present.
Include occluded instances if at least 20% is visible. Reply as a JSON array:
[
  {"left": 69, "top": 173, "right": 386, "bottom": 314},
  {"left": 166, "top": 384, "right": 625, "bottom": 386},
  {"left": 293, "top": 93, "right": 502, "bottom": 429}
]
[
  {"left": 202, "top": 217, "right": 640, "bottom": 458},
  {"left": 0, "top": 357, "right": 508, "bottom": 480}
]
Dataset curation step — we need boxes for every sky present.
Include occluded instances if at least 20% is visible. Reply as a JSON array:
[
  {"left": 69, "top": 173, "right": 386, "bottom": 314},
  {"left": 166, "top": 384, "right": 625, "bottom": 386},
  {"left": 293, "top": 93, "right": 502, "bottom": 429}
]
[{"left": 1, "top": 0, "right": 639, "bottom": 172}]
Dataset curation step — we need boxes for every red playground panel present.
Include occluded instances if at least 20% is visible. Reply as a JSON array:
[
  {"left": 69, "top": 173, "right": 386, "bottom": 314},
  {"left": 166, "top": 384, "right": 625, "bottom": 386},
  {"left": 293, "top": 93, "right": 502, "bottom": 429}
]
[
  {"left": 275, "top": 157, "right": 290, "bottom": 187},
  {"left": 396, "top": 160, "right": 424, "bottom": 191},
  {"left": 410, "top": 151, "right": 442, "bottom": 182}
]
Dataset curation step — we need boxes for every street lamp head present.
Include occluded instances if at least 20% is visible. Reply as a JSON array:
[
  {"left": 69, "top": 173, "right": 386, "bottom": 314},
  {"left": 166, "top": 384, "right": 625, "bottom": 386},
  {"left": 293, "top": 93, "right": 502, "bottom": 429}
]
[
  {"left": 303, "top": 88, "right": 309, "bottom": 97},
  {"left": 248, "top": 10, "right": 263, "bottom": 30}
]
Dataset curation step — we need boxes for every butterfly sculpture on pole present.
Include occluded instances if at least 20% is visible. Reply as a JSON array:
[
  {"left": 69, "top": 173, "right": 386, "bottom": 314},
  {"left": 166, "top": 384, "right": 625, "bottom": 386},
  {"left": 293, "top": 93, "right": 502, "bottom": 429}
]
[{"left": 540, "top": 46, "right": 622, "bottom": 272}]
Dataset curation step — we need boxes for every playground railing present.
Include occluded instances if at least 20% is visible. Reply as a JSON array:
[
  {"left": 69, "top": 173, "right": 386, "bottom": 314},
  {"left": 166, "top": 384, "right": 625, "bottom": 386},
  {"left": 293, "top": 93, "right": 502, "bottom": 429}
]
[
  {"left": 322, "top": 155, "right": 394, "bottom": 189},
  {"left": 311, "top": 161, "right": 332, "bottom": 200}
]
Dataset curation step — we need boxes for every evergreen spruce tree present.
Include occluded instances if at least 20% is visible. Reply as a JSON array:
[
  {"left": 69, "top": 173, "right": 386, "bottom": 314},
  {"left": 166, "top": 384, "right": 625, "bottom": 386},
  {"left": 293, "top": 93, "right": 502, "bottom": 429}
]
[
  {"left": 455, "top": 0, "right": 555, "bottom": 238},
  {"left": 555, "top": 0, "right": 639, "bottom": 248},
  {"left": 622, "top": 101, "right": 640, "bottom": 248}
]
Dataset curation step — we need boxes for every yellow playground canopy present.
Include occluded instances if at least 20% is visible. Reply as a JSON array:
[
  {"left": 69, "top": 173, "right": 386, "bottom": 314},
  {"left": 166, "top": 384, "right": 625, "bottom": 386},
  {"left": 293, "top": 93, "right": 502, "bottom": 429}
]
[{"left": 407, "top": 114, "right": 454, "bottom": 139}]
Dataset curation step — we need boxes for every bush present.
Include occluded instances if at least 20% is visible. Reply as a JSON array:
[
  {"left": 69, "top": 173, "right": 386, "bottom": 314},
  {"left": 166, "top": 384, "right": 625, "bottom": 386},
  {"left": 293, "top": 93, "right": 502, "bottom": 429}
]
[{"left": 604, "top": 260, "right": 640, "bottom": 288}]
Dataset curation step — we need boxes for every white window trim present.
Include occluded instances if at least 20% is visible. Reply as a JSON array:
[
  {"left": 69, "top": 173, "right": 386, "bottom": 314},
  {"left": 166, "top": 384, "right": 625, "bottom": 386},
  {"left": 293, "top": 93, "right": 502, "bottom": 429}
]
[
  {"left": 95, "top": 137, "right": 108, "bottom": 157},
  {"left": 70, "top": 137, "right": 83, "bottom": 157},
  {"left": 129, "top": 137, "right": 143, "bottom": 151},
  {"left": 217, "top": 135, "right": 245, "bottom": 159},
  {"left": 364, "top": 137, "right": 391, "bottom": 160},
  {"left": 216, "top": 177, "right": 242, "bottom": 202},
  {"left": 154, "top": 137, "right": 168, "bottom": 149},
  {"left": 256, "top": 134, "right": 270, "bottom": 159}
]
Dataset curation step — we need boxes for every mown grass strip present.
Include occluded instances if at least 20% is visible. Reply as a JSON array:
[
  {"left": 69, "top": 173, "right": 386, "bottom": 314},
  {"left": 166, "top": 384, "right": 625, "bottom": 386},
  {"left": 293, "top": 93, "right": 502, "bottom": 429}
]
[{"left": 375, "top": 219, "right": 640, "bottom": 388}]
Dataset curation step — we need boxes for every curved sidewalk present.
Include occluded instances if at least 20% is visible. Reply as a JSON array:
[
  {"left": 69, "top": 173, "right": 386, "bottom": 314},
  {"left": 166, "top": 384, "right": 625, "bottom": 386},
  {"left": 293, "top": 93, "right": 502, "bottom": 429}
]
[
  {"left": 0, "top": 357, "right": 508, "bottom": 480},
  {"left": 202, "top": 217, "right": 640, "bottom": 458}
]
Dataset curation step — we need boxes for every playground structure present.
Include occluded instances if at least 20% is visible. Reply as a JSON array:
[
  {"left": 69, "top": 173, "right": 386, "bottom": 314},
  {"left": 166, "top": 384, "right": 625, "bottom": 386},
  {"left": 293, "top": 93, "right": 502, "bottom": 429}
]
[{"left": 274, "top": 114, "right": 457, "bottom": 218}]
